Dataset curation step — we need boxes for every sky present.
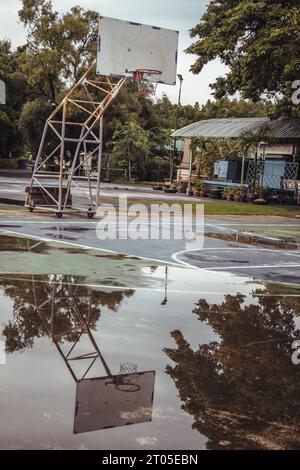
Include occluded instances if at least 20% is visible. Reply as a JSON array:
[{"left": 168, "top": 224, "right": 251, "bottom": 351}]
[{"left": 0, "top": 0, "right": 228, "bottom": 105}]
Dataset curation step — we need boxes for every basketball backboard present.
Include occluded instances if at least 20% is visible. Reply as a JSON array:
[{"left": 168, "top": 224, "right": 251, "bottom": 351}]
[
  {"left": 96, "top": 16, "right": 179, "bottom": 85},
  {"left": 73, "top": 371, "right": 156, "bottom": 434}
]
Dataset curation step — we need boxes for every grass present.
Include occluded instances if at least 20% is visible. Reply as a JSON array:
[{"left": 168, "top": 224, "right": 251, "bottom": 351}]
[
  {"left": 0, "top": 197, "right": 298, "bottom": 218},
  {"left": 203, "top": 201, "right": 300, "bottom": 218},
  {"left": 101, "top": 196, "right": 300, "bottom": 218}
]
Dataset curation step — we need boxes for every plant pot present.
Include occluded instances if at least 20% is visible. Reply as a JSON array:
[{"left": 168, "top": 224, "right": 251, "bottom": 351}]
[
  {"left": 227, "top": 195, "right": 233, "bottom": 201},
  {"left": 192, "top": 190, "right": 200, "bottom": 197},
  {"left": 177, "top": 184, "right": 187, "bottom": 193},
  {"left": 254, "top": 198, "right": 268, "bottom": 205},
  {"left": 164, "top": 187, "right": 177, "bottom": 194},
  {"left": 234, "top": 195, "right": 241, "bottom": 203}
]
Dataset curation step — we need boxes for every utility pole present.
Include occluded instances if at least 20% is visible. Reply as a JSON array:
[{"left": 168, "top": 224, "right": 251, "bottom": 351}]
[{"left": 170, "top": 74, "right": 183, "bottom": 183}]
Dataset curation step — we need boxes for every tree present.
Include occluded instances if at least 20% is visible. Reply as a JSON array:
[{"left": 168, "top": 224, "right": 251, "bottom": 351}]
[
  {"left": 19, "top": 99, "right": 53, "bottom": 157},
  {"left": 0, "top": 40, "right": 27, "bottom": 158},
  {"left": 0, "top": 273, "right": 133, "bottom": 353},
  {"left": 164, "top": 291, "right": 300, "bottom": 450},
  {"left": 111, "top": 122, "right": 150, "bottom": 181},
  {"left": 18, "top": 0, "right": 98, "bottom": 103},
  {"left": 187, "top": 1, "right": 300, "bottom": 115}
]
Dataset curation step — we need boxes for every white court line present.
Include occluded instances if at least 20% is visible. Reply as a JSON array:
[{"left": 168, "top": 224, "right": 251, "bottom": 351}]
[
  {"left": 2, "top": 228, "right": 300, "bottom": 275},
  {"left": 1, "top": 230, "right": 300, "bottom": 286},
  {"left": 172, "top": 249, "right": 300, "bottom": 272},
  {"left": 206, "top": 223, "right": 300, "bottom": 227},
  {"left": 203, "top": 263, "right": 300, "bottom": 271},
  {"left": 1, "top": 225, "right": 300, "bottom": 268},
  {"left": 0, "top": 229, "right": 182, "bottom": 268},
  {"left": 202, "top": 247, "right": 300, "bottom": 258}
]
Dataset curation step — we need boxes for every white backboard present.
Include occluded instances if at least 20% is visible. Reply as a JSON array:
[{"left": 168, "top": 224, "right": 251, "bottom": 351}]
[
  {"left": 73, "top": 371, "right": 155, "bottom": 434},
  {"left": 96, "top": 16, "right": 179, "bottom": 85}
]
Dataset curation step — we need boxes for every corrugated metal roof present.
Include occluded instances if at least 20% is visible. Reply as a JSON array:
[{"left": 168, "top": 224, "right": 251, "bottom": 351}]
[
  {"left": 268, "top": 119, "right": 300, "bottom": 139},
  {"left": 171, "top": 118, "right": 300, "bottom": 140}
]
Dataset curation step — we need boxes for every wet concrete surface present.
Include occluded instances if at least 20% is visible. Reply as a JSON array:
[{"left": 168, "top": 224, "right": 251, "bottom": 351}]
[
  {"left": 1, "top": 234, "right": 300, "bottom": 449},
  {"left": 0, "top": 214, "right": 299, "bottom": 283},
  {"left": 0, "top": 209, "right": 300, "bottom": 449}
]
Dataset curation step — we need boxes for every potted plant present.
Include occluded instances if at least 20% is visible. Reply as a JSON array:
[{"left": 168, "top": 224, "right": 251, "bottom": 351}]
[
  {"left": 240, "top": 190, "right": 247, "bottom": 203},
  {"left": 196, "top": 180, "right": 209, "bottom": 197},
  {"left": 234, "top": 190, "right": 241, "bottom": 202},
  {"left": 224, "top": 187, "right": 235, "bottom": 201},
  {"left": 254, "top": 186, "right": 269, "bottom": 205},
  {"left": 247, "top": 185, "right": 260, "bottom": 203},
  {"left": 176, "top": 181, "right": 188, "bottom": 193},
  {"left": 192, "top": 179, "right": 203, "bottom": 197},
  {"left": 233, "top": 187, "right": 246, "bottom": 202}
]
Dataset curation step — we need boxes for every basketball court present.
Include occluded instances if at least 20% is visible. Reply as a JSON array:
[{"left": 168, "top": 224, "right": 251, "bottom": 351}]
[
  {"left": 0, "top": 228, "right": 299, "bottom": 449},
  {"left": 1, "top": 13, "right": 300, "bottom": 451}
]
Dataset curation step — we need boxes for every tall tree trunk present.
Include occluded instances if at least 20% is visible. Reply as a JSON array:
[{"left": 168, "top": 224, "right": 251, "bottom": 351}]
[{"left": 49, "top": 77, "right": 56, "bottom": 104}]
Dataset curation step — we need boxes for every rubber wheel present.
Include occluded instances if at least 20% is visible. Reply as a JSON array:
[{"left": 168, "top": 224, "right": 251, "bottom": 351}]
[
  {"left": 29, "top": 207, "right": 34, "bottom": 213},
  {"left": 87, "top": 213, "right": 94, "bottom": 219},
  {"left": 56, "top": 213, "right": 63, "bottom": 219}
]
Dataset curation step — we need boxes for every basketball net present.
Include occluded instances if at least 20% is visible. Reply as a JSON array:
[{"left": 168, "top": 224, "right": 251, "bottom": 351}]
[
  {"left": 114, "top": 362, "right": 141, "bottom": 392},
  {"left": 133, "top": 69, "right": 162, "bottom": 98}
]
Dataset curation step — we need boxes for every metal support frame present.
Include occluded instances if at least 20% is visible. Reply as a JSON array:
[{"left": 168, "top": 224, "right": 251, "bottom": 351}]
[
  {"left": 31, "top": 274, "right": 111, "bottom": 383},
  {"left": 25, "top": 63, "right": 126, "bottom": 218}
]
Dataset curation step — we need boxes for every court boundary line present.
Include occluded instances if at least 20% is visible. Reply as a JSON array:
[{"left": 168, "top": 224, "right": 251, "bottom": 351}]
[{"left": 0, "top": 228, "right": 184, "bottom": 268}]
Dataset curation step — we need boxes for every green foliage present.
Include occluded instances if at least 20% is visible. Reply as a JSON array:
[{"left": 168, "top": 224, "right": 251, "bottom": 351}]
[
  {"left": 111, "top": 122, "right": 150, "bottom": 181},
  {"left": 164, "top": 291, "right": 300, "bottom": 449},
  {"left": 0, "top": 159, "right": 19, "bottom": 169},
  {"left": 187, "top": 0, "right": 300, "bottom": 115},
  {"left": 0, "top": 40, "right": 27, "bottom": 158},
  {"left": 193, "top": 138, "right": 242, "bottom": 178},
  {"left": 18, "top": 0, "right": 98, "bottom": 102},
  {"left": 19, "top": 99, "right": 53, "bottom": 156},
  {"left": 0, "top": 1, "right": 278, "bottom": 176},
  {"left": 193, "top": 124, "right": 273, "bottom": 178}
]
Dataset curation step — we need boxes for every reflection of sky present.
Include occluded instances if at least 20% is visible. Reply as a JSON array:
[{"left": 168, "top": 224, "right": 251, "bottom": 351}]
[
  {"left": 0, "top": 0, "right": 228, "bottom": 105},
  {"left": 0, "top": 286, "right": 205, "bottom": 450},
  {"left": 0, "top": 263, "right": 265, "bottom": 450},
  {"left": 1, "top": 235, "right": 296, "bottom": 449}
]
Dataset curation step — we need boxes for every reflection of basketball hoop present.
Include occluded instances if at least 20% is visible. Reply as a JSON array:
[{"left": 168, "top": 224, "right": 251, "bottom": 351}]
[
  {"left": 114, "top": 362, "right": 141, "bottom": 392},
  {"left": 133, "top": 69, "right": 162, "bottom": 97}
]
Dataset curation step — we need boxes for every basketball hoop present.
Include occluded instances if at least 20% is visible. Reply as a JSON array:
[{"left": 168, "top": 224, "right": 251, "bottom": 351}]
[
  {"left": 133, "top": 69, "right": 162, "bottom": 97},
  {"left": 114, "top": 362, "right": 141, "bottom": 392}
]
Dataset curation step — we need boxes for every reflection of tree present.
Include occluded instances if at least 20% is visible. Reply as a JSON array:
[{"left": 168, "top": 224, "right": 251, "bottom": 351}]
[
  {"left": 164, "top": 292, "right": 300, "bottom": 450},
  {"left": 0, "top": 275, "right": 133, "bottom": 353}
]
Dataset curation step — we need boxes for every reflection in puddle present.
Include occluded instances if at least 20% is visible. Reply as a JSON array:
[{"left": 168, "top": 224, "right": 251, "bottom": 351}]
[
  {"left": 165, "top": 290, "right": 300, "bottom": 450},
  {"left": 45, "top": 233, "right": 76, "bottom": 241},
  {"left": 1, "top": 233, "right": 300, "bottom": 449},
  {"left": 1, "top": 275, "right": 154, "bottom": 434}
]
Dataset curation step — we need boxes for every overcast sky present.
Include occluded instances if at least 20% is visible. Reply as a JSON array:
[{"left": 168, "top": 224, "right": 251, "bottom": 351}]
[{"left": 0, "top": 0, "right": 228, "bottom": 105}]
